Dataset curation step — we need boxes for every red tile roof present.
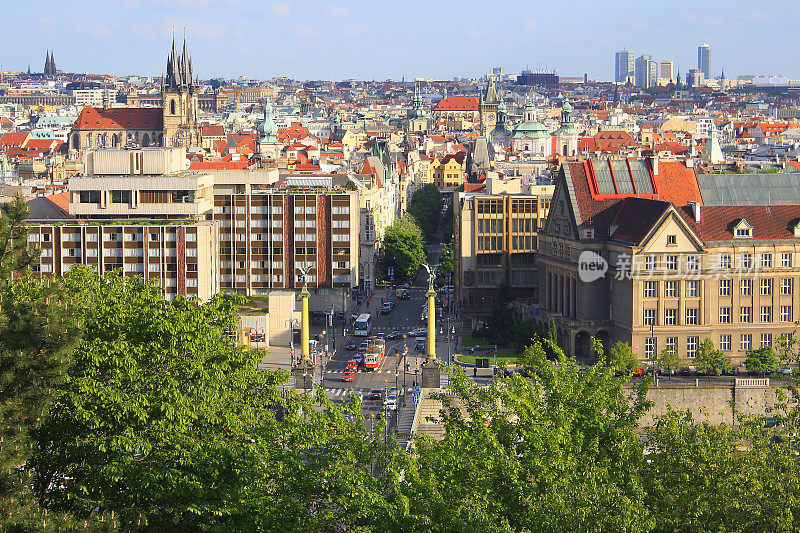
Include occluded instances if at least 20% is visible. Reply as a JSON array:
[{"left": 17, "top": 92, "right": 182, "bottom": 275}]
[
  {"left": 679, "top": 205, "right": 800, "bottom": 241},
  {"left": 189, "top": 160, "right": 248, "bottom": 170},
  {"left": 74, "top": 107, "right": 163, "bottom": 130},
  {"left": 433, "top": 96, "right": 479, "bottom": 112},
  {"left": 464, "top": 182, "right": 486, "bottom": 192},
  {"left": 201, "top": 125, "right": 225, "bottom": 138},
  {"left": 0, "top": 132, "right": 29, "bottom": 148},
  {"left": 44, "top": 191, "right": 70, "bottom": 215}
]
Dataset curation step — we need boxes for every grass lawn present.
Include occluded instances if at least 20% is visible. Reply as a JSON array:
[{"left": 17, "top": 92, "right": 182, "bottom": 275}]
[
  {"left": 459, "top": 353, "right": 524, "bottom": 366},
  {"left": 460, "top": 336, "right": 486, "bottom": 347}
]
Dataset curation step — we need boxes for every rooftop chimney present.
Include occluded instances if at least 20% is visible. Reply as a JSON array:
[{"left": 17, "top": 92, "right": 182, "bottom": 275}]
[
  {"left": 688, "top": 201, "right": 701, "bottom": 223},
  {"left": 686, "top": 157, "right": 694, "bottom": 168},
  {"left": 651, "top": 154, "right": 659, "bottom": 176}
]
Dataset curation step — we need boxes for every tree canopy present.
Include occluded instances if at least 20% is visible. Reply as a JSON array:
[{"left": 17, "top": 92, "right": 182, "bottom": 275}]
[
  {"left": 380, "top": 215, "right": 427, "bottom": 282},
  {"left": 407, "top": 184, "right": 443, "bottom": 242}
]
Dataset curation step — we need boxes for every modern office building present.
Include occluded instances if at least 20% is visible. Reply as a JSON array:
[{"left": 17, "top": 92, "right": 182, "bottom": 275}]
[
  {"left": 615, "top": 50, "right": 635, "bottom": 83},
  {"left": 659, "top": 60, "right": 674, "bottom": 83},
  {"left": 634, "top": 55, "right": 657, "bottom": 88},
  {"left": 454, "top": 178, "right": 552, "bottom": 322},
  {"left": 28, "top": 148, "right": 363, "bottom": 312},
  {"left": 698, "top": 43, "right": 711, "bottom": 79}
]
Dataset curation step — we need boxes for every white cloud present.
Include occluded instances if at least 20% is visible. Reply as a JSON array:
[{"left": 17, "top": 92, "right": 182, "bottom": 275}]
[
  {"left": 93, "top": 24, "right": 113, "bottom": 38},
  {"left": 296, "top": 25, "right": 319, "bottom": 38},
  {"left": 328, "top": 5, "right": 349, "bottom": 16},
  {"left": 272, "top": 3, "right": 290, "bottom": 17},
  {"left": 343, "top": 25, "right": 373, "bottom": 36},
  {"left": 522, "top": 18, "right": 537, "bottom": 30}
]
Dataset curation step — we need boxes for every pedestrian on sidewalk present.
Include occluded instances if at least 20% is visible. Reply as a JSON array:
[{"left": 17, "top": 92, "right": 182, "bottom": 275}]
[{"left": 473, "top": 367, "right": 477, "bottom": 378}]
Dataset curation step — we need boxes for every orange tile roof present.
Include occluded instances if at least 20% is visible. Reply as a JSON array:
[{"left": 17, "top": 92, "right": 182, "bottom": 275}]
[
  {"left": 0, "top": 132, "right": 29, "bottom": 148},
  {"left": 433, "top": 96, "right": 479, "bottom": 112},
  {"left": 44, "top": 191, "right": 70, "bottom": 214},
  {"left": 73, "top": 107, "right": 163, "bottom": 130},
  {"left": 189, "top": 160, "right": 248, "bottom": 170}
]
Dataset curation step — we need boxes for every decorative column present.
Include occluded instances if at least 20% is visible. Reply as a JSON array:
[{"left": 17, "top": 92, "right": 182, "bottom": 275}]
[
  {"left": 421, "top": 265, "right": 441, "bottom": 388},
  {"left": 294, "top": 274, "right": 315, "bottom": 390}
]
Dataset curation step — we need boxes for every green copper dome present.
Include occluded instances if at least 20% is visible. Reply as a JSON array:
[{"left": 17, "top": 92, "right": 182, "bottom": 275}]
[
  {"left": 258, "top": 99, "right": 278, "bottom": 142},
  {"left": 511, "top": 118, "right": 549, "bottom": 139}
]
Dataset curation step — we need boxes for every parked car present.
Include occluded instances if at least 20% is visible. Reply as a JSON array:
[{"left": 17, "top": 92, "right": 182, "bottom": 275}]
[
  {"left": 679, "top": 367, "right": 693, "bottom": 376},
  {"left": 370, "top": 389, "right": 384, "bottom": 400},
  {"left": 342, "top": 371, "right": 354, "bottom": 382},
  {"left": 346, "top": 341, "right": 357, "bottom": 350}
]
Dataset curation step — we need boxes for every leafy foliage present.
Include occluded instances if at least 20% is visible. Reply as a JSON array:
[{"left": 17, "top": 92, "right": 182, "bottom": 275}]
[
  {"left": 608, "top": 340, "right": 639, "bottom": 372},
  {"left": 440, "top": 200, "right": 453, "bottom": 242},
  {"left": 693, "top": 338, "right": 731, "bottom": 375},
  {"left": 407, "top": 184, "right": 442, "bottom": 242},
  {"left": 656, "top": 346, "right": 683, "bottom": 375},
  {"left": 380, "top": 215, "right": 426, "bottom": 282},
  {"left": 745, "top": 345, "right": 780, "bottom": 375}
]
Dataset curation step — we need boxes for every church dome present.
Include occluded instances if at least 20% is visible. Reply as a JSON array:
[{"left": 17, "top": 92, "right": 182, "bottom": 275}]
[{"left": 511, "top": 118, "right": 549, "bottom": 139}]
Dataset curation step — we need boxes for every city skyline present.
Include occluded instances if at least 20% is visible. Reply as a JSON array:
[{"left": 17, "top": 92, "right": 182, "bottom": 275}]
[{"left": 3, "top": 0, "right": 799, "bottom": 81}]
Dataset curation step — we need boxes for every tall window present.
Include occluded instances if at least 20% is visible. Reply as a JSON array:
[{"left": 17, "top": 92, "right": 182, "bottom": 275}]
[
  {"left": 781, "top": 278, "right": 793, "bottom": 295},
  {"left": 665, "top": 337, "right": 678, "bottom": 355},
  {"left": 761, "top": 306, "right": 772, "bottom": 323},
  {"left": 645, "top": 337, "right": 656, "bottom": 359},
  {"left": 666, "top": 255, "right": 678, "bottom": 270},
  {"left": 741, "top": 334, "right": 752, "bottom": 351},
  {"left": 686, "top": 280, "right": 699, "bottom": 297},
  {"left": 719, "top": 279, "right": 731, "bottom": 296},
  {"left": 718, "top": 253, "right": 731, "bottom": 269},
  {"left": 719, "top": 335, "right": 731, "bottom": 351},
  {"left": 781, "top": 305, "right": 792, "bottom": 323},
  {"left": 741, "top": 253, "right": 752, "bottom": 269},
  {"left": 741, "top": 279, "right": 752, "bottom": 296},
  {"left": 760, "top": 278, "right": 772, "bottom": 296},
  {"left": 719, "top": 307, "right": 731, "bottom": 324},
  {"left": 740, "top": 306, "right": 752, "bottom": 323},
  {"left": 170, "top": 99, "right": 176, "bottom": 115},
  {"left": 643, "top": 308, "right": 656, "bottom": 326},
  {"left": 685, "top": 308, "right": 698, "bottom": 325},
  {"left": 644, "top": 281, "right": 657, "bottom": 298},
  {"left": 781, "top": 252, "right": 792, "bottom": 267},
  {"left": 665, "top": 280, "right": 677, "bottom": 298},
  {"left": 665, "top": 308, "right": 677, "bottom": 326},
  {"left": 686, "top": 336, "right": 699, "bottom": 358},
  {"left": 761, "top": 333, "right": 773, "bottom": 348},
  {"left": 762, "top": 253, "right": 773, "bottom": 268}
]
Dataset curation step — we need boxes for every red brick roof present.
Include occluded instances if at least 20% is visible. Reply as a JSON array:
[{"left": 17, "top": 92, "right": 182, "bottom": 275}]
[
  {"left": 201, "top": 125, "right": 225, "bottom": 138},
  {"left": 74, "top": 107, "right": 163, "bottom": 130},
  {"left": 189, "top": 160, "right": 248, "bottom": 170},
  {"left": 578, "top": 130, "right": 637, "bottom": 153},
  {"left": 433, "top": 96, "right": 479, "bottom": 112},
  {"left": 0, "top": 132, "right": 29, "bottom": 148},
  {"left": 44, "top": 191, "right": 70, "bottom": 214},
  {"left": 679, "top": 204, "right": 800, "bottom": 241},
  {"left": 464, "top": 182, "right": 486, "bottom": 192}
]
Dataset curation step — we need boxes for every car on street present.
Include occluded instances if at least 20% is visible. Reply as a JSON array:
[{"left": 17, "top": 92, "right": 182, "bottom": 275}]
[
  {"left": 396, "top": 288, "right": 410, "bottom": 299},
  {"left": 369, "top": 389, "right": 384, "bottom": 400},
  {"left": 385, "top": 398, "right": 397, "bottom": 411},
  {"left": 373, "top": 332, "right": 387, "bottom": 340},
  {"left": 359, "top": 341, "right": 369, "bottom": 351},
  {"left": 342, "top": 371, "right": 355, "bottom": 382},
  {"left": 345, "top": 341, "right": 357, "bottom": 350},
  {"left": 387, "top": 330, "right": 404, "bottom": 340},
  {"left": 388, "top": 387, "right": 399, "bottom": 397},
  {"left": 346, "top": 360, "right": 357, "bottom": 372},
  {"left": 352, "top": 353, "right": 363, "bottom": 363},
  {"left": 379, "top": 306, "right": 392, "bottom": 315},
  {"left": 408, "top": 328, "right": 427, "bottom": 337}
]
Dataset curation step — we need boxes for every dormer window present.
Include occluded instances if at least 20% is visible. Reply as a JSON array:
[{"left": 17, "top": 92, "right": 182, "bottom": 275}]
[
  {"left": 792, "top": 220, "right": 800, "bottom": 238},
  {"left": 733, "top": 219, "right": 753, "bottom": 239}
]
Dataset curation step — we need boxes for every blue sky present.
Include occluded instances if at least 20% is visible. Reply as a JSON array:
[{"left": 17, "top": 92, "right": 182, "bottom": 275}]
[{"left": 4, "top": 0, "right": 797, "bottom": 81}]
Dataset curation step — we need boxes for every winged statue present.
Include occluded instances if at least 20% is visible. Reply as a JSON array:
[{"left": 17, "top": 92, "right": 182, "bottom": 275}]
[
  {"left": 423, "top": 264, "right": 436, "bottom": 289},
  {"left": 297, "top": 266, "right": 310, "bottom": 286}
]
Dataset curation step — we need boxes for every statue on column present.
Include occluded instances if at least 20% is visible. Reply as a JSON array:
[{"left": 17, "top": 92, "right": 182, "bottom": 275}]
[{"left": 423, "top": 264, "right": 436, "bottom": 290}]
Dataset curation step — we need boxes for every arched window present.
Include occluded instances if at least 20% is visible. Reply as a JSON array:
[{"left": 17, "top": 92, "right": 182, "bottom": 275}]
[
  {"left": 111, "top": 134, "right": 118, "bottom": 147},
  {"left": 142, "top": 133, "right": 150, "bottom": 147},
  {"left": 170, "top": 100, "right": 176, "bottom": 115},
  {"left": 72, "top": 135, "right": 80, "bottom": 150}
]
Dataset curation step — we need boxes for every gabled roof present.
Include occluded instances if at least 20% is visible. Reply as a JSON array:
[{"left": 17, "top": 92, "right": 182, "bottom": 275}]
[
  {"left": 0, "top": 132, "right": 29, "bottom": 148},
  {"left": 201, "top": 124, "right": 225, "bottom": 138},
  {"left": 73, "top": 107, "right": 163, "bottom": 130},
  {"left": 433, "top": 96, "right": 479, "bottom": 112}
]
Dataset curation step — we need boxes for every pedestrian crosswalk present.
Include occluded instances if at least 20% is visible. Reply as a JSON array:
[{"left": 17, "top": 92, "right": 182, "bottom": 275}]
[
  {"left": 321, "top": 387, "right": 416, "bottom": 397},
  {"left": 325, "top": 369, "right": 402, "bottom": 375}
]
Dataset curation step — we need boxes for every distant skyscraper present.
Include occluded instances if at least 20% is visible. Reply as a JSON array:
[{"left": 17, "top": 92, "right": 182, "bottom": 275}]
[
  {"left": 698, "top": 43, "right": 711, "bottom": 79},
  {"left": 659, "top": 60, "right": 674, "bottom": 82},
  {"left": 634, "top": 54, "right": 657, "bottom": 88},
  {"left": 615, "top": 49, "right": 634, "bottom": 83}
]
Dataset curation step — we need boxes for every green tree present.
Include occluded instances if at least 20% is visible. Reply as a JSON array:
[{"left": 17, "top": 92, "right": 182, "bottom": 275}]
[
  {"left": 656, "top": 347, "right": 683, "bottom": 377},
  {"left": 694, "top": 338, "right": 731, "bottom": 375},
  {"left": 396, "top": 341, "right": 655, "bottom": 531},
  {"left": 380, "top": 214, "right": 426, "bottom": 282},
  {"left": 643, "top": 410, "right": 800, "bottom": 532},
  {"left": 608, "top": 341, "right": 639, "bottom": 372},
  {"left": 745, "top": 345, "right": 779, "bottom": 375},
  {"left": 0, "top": 194, "right": 38, "bottom": 279},
  {"left": 439, "top": 241, "right": 454, "bottom": 277},
  {"left": 407, "top": 183, "right": 443, "bottom": 242}
]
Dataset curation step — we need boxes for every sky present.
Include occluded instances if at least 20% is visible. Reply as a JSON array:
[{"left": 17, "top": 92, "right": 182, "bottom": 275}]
[{"left": 3, "top": 0, "right": 799, "bottom": 81}]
